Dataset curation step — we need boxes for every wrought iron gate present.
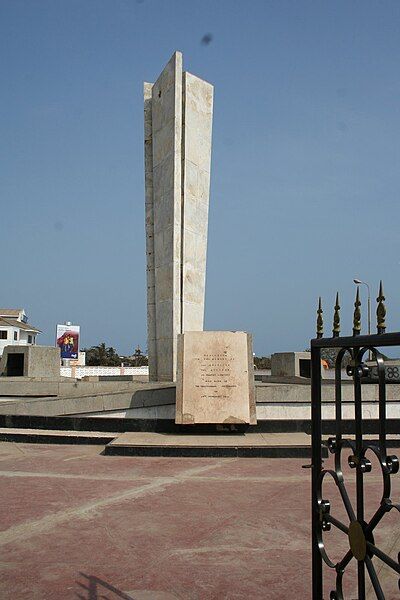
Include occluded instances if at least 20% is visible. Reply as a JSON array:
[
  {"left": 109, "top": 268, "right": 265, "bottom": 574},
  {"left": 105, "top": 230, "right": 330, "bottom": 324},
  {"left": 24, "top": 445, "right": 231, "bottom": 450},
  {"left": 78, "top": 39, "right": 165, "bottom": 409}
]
[{"left": 311, "top": 283, "right": 400, "bottom": 599}]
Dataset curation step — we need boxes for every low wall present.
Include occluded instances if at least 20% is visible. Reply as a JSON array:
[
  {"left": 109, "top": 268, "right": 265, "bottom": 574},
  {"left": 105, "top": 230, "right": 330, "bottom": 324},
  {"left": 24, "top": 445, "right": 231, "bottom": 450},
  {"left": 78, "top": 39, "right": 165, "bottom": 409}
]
[
  {"left": 0, "top": 378, "right": 152, "bottom": 398},
  {"left": 60, "top": 366, "right": 149, "bottom": 379},
  {"left": 0, "top": 382, "right": 175, "bottom": 417},
  {"left": 0, "top": 379, "right": 399, "bottom": 421}
]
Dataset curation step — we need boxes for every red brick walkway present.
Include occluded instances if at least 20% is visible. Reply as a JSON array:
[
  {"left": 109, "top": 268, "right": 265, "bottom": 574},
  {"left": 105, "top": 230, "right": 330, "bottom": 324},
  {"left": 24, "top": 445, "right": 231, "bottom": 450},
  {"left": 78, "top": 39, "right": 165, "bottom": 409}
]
[{"left": 0, "top": 442, "right": 398, "bottom": 599}]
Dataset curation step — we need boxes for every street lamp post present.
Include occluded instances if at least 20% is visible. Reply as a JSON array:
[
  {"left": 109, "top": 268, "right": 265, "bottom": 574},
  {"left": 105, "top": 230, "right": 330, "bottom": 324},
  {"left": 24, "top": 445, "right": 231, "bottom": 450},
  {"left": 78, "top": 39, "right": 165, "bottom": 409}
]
[{"left": 353, "top": 278, "right": 371, "bottom": 359}]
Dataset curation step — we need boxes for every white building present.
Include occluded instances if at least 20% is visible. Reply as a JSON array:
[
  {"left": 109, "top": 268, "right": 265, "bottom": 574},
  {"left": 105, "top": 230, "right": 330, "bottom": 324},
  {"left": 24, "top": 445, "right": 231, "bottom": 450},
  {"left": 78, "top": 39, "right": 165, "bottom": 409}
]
[{"left": 0, "top": 309, "right": 41, "bottom": 357}]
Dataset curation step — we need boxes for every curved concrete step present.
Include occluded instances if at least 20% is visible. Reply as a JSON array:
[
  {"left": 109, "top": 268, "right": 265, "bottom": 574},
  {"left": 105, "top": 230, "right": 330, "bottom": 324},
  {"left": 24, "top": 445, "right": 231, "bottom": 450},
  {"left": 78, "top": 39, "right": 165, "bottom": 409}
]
[{"left": 0, "top": 428, "right": 116, "bottom": 445}]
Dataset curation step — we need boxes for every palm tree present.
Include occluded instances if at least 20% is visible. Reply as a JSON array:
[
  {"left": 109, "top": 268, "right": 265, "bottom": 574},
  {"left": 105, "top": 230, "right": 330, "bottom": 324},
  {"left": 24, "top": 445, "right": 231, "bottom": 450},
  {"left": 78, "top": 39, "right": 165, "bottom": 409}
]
[
  {"left": 83, "top": 343, "right": 121, "bottom": 366},
  {"left": 132, "top": 345, "right": 147, "bottom": 366}
]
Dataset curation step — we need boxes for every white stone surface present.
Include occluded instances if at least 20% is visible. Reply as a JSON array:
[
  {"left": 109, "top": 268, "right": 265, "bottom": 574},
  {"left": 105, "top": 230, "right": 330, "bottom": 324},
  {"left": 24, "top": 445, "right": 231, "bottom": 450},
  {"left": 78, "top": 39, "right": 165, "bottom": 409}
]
[
  {"left": 144, "top": 81, "right": 157, "bottom": 381},
  {"left": 144, "top": 53, "right": 213, "bottom": 382},
  {"left": 152, "top": 51, "right": 183, "bottom": 383},
  {"left": 181, "top": 73, "right": 213, "bottom": 333}
]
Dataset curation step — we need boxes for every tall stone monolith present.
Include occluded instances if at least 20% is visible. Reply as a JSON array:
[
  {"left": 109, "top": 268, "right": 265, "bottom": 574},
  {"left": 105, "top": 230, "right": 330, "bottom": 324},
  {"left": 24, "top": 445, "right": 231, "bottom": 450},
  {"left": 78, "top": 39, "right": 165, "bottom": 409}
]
[{"left": 144, "top": 52, "right": 213, "bottom": 381}]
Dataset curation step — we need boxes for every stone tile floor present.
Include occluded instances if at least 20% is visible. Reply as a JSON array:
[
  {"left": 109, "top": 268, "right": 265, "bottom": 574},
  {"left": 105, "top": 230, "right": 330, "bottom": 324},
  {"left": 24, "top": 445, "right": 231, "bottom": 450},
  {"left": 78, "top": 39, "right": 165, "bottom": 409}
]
[{"left": 0, "top": 442, "right": 398, "bottom": 599}]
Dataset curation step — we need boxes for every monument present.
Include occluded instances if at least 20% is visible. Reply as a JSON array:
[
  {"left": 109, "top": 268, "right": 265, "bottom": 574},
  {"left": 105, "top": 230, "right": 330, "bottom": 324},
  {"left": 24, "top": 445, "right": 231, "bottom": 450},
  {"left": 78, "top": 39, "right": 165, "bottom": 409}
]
[
  {"left": 176, "top": 331, "right": 257, "bottom": 425},
  {"left": 144, "top": 52, "right": 213, "bottom": 382},
  {"left": 144, "top": 53, "right": 256, "bottom": 426}
]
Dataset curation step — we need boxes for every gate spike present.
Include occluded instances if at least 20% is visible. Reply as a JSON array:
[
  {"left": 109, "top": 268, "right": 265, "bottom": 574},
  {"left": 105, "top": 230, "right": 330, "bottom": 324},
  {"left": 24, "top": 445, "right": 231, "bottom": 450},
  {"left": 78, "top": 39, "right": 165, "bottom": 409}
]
[
  {"left": 332, "top": 292, "right": 340, "bottom": 337},
  {"left": 353, "top": 286, "right": 361, "bottom": 336},
  {"left": 377, "top": 280, "right": 386, "bottom": 334},
  {"left": 317, "top": 297, "right": 323, "bottom": 338}
]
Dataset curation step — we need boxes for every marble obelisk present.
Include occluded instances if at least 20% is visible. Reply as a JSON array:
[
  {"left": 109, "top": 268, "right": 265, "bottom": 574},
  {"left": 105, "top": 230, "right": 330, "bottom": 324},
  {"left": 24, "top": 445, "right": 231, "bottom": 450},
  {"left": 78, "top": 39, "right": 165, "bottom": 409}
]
[{"left": 144, "top": 52, "right": 213, "bottom": 381}]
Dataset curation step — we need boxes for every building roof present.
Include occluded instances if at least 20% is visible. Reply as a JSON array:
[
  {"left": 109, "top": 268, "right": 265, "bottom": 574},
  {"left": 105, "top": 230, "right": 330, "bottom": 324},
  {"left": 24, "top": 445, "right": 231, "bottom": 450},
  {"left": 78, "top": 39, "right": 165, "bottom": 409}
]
[
  {"left": 0, "top": 316, "right": 41, "bottom": 333},
  {"left": 0, "top": 309, "right": 23, "bottom": 317}
]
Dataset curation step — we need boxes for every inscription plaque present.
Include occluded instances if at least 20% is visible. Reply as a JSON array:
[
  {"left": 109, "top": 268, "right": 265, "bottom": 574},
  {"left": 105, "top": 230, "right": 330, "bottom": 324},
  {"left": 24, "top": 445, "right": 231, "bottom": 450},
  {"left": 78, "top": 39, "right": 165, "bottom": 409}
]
[{"left": 175, "top": 331, "right": 256, "bottom": 424}]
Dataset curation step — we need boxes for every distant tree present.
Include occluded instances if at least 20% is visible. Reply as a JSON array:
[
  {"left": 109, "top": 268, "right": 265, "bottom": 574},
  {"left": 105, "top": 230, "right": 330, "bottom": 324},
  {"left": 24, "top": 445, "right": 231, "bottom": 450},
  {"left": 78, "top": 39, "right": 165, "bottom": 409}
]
[
  {"left": 306, "top": 347, "right": 390, "bottom": 369},
  {"left": 131, "top": 345, "right": 148, "bottom": 367},
  {"left": 119, "top": 345, "right": 149, "bottom": 367},
  {"left": 303, "top": 347, "right": 352, "bottom": 369},
  {"left": 254, "top": 356, "right": 271, "bottom": 370},
  {"left": 134, "top": 345, "right": 148, "bottom": 366},
  {"left": 83, "top": 343, "right": 121, "bottom": 366}
]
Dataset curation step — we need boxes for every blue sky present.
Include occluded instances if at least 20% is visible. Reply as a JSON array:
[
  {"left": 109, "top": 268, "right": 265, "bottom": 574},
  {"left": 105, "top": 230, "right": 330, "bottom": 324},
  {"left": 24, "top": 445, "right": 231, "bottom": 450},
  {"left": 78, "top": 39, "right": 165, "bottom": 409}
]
[{"left": 1, "top": 0, "right": 400, "bottom": 355}]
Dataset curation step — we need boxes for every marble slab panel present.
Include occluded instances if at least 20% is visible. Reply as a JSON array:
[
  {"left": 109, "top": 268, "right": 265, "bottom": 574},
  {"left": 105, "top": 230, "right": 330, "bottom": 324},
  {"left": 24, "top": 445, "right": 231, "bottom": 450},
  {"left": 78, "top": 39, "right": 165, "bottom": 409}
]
[
  {"left": 151, "top": 51, "right": 182, "bottom": 381},
  {"left": 181, "top": 72, "right": 213, "bottom": 334},
  {"left": 175, "top": 331, "right": 257, "bottom": 424}
]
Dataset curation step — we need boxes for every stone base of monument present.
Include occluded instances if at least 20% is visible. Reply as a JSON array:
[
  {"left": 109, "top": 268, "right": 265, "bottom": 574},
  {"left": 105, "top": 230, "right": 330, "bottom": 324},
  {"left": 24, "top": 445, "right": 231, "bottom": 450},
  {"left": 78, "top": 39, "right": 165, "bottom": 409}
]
[
  {"left": 1, "top": 414, "right": 399, "bottom": 457},
  {"left": 104, "top": 431, "right": 320, "bottom": 457}
]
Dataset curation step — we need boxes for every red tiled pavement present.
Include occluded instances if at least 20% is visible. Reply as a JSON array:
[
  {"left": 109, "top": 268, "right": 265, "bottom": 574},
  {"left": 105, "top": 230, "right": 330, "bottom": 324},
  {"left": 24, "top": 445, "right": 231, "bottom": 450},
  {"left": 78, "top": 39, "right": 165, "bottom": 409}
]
[{"left": 0, "top": 442, "right": 398, "bottom": 599}]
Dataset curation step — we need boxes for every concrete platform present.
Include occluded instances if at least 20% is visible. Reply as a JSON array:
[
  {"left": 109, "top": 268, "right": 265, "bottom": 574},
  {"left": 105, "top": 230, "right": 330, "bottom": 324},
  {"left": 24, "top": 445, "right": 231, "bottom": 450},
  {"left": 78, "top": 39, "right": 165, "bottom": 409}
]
[
  {"left": 105, "top": 431, "right": 322, "bottom": 458},
  {"left": 0, "top": 427, "right": 323, "bottom": 458}
]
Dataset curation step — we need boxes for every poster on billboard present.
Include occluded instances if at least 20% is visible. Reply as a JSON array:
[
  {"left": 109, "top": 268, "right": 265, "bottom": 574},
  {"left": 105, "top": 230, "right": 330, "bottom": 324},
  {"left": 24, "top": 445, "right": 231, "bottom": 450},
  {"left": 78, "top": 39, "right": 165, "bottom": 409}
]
[{"left": 56, "top": 324, "right": 80, "bottom": 359}]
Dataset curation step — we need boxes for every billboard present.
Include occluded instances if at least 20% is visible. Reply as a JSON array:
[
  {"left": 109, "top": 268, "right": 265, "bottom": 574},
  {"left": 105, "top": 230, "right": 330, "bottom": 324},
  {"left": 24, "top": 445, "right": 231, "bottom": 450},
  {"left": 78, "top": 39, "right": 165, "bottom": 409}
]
[{"left": 56, "top": 324, "right": 80, "bottom": 359}]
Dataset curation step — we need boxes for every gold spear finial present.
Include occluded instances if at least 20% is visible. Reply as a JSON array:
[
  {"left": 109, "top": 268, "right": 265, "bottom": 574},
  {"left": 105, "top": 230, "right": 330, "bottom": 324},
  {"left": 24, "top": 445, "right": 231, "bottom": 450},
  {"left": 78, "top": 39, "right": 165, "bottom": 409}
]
[
  {"left": 377, "top": 280, "right": 386, "bottom": 334},
  {"left": 333, "top": 292, "right": 340, "bottom": 337},
  {"left": 353, "top": 286, "right": 361, "bottom": 336},
  {"left": 317, "top": 297, "right": 323, "bottom": 338}
]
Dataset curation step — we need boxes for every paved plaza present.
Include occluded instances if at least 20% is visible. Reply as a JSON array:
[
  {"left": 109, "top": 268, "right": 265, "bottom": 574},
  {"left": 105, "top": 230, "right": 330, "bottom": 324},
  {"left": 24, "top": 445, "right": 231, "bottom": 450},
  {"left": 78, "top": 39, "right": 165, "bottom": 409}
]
[{"left": 0, "top": 442, "right": 398, "bottom": 599}]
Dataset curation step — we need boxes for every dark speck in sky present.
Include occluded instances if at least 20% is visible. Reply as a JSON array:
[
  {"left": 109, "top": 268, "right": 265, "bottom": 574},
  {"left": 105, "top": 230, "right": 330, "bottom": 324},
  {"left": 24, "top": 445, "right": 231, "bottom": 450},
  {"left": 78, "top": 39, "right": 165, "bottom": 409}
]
[{"left": 201, "top": 33, "right": 213, "bottom": 46}]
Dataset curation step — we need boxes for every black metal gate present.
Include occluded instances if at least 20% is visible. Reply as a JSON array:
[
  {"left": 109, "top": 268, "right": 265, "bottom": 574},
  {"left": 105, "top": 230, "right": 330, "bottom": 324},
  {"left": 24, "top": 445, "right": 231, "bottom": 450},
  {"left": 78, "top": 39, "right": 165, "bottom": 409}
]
[{"left": 311, "top": 284, "right": 400, "bottom": 598}]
